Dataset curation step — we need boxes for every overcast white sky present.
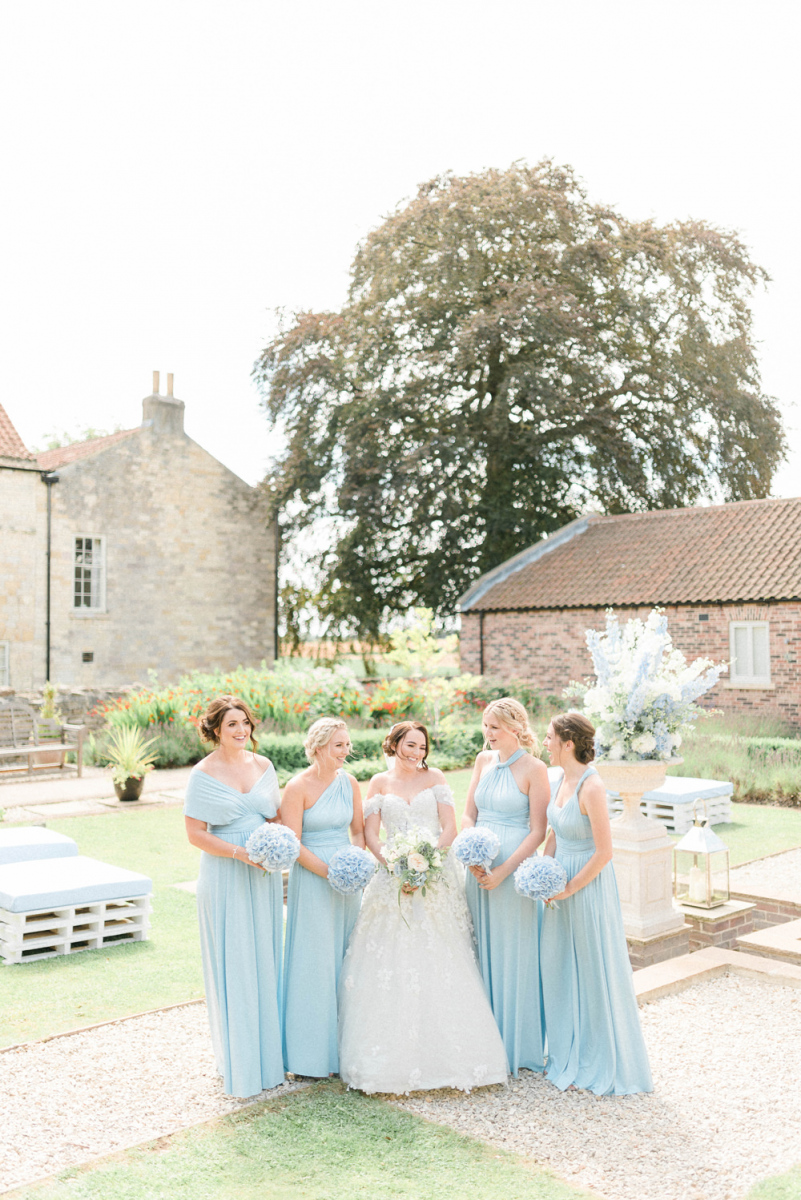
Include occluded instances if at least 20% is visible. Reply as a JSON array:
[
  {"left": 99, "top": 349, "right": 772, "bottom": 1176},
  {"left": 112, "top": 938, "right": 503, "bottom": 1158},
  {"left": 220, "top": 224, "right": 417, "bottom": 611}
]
[{"left": 1, "top": 0, "right": 799, "bottom": 496}]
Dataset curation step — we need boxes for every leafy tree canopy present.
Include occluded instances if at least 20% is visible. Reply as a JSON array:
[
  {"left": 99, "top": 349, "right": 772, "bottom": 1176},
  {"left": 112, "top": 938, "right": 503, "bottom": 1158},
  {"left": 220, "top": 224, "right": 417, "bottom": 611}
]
[{"left": 254, "top": 160, "right": 785, "bottom": 640}]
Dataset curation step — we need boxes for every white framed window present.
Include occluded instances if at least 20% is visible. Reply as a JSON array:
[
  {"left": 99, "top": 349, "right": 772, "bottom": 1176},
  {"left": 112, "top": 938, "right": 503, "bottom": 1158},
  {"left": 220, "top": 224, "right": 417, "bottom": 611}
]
[
  {"left": 0, "top": 641, "right": 9, "bottom": 687},
  {"left": 73, "top": 535, "right": 106, "bottom": 611},
  {"left": 729, "top": 621, "right": 771, "bottom": 686}
]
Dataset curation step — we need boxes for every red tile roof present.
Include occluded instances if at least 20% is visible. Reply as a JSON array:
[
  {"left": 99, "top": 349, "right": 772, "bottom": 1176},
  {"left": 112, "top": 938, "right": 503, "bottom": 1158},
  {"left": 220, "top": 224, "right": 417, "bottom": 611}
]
[
  {"left": 460, "top": 497, "right": 801, "bottom": 611},
  {"left": 36, "top": 427, "right": 140, "bottom": 470},
  {"left": 0, "top": 403, "right": 34, "bottom": 460}
]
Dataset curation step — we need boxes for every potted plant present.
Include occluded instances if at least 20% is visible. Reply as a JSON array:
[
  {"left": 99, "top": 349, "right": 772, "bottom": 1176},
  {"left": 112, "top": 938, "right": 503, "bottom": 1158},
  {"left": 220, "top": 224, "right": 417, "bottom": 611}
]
[
  {"left": 106, "top": 726, "right": 159, "bottom": 802},
  {"left": 36, "top": 681, "right": 65, "bottom": 766}
]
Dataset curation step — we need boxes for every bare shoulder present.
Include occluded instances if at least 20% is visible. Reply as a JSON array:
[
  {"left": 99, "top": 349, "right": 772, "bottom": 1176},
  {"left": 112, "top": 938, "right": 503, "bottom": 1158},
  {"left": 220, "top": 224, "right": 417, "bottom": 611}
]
[
  {"left": 281, "top": 770, "right": 310, "bottom": 800},
  {"left": 582, "top": 771, "right": 608, "bottom": 802},
  {"left": 193, "top": 750, "right": 219, "bottom": 778},
  {"left": 254, "top": 752, "right": 272, "bottom": 770},
  {"left": 474, "top": 749, "right": 493, "bottom": 768},
  {"left": 426, "top": 767, "right": 447, "bottom": 785},
  {"left": 527, "top": 754, "right": 549, "bottom": 779},
  {"left": 365, "top": 770, "right": 390, "bottom": 796}
]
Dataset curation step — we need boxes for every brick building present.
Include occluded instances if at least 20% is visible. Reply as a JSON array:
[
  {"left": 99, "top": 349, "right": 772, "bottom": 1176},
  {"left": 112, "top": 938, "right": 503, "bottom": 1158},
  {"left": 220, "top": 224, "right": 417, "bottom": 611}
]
[
  {"left": 459, "top": 499, "right": 801, "bottom": 728},
  {"left": 0, "top": 375, "right": 276, "bottom": 689}
]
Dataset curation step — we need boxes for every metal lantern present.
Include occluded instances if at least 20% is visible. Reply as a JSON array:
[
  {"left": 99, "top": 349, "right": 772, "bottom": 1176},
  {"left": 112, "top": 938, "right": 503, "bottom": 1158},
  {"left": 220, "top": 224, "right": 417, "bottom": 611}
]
[{"left": 673, "top": 799, "right": 730, "bottom": 909}]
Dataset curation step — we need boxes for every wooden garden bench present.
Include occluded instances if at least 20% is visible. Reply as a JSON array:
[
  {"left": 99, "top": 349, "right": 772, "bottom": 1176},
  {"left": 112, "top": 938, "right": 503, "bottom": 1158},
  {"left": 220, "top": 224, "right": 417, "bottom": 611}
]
[{"left": 0, "top": 698, "right": 86, "bottom": 778}]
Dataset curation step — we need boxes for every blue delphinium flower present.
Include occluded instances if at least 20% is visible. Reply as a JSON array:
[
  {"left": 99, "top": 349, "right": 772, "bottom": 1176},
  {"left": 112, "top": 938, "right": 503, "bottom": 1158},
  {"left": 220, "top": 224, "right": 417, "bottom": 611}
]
[
  {"left": 327, "top": 846, "right": 377, "bottom": 895},
  {"left": 514, "top": 856, "right": 567, "bottom": 903},
  {"left": 452, "top": 827, "right": 501, "bottom": 872},
  {"left": 245, "top": 824, "right": 300, "bottom": 872}
]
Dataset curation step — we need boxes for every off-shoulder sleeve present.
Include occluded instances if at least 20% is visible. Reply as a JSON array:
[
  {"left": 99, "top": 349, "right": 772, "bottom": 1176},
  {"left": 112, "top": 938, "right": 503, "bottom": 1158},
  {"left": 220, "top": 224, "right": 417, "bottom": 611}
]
[
  {"left": 183, "top": 770, "right": 238, "bottom": 825},
  {"left": 432, "top": 784, "right": 455, "bottom": 807},
  {"left": 363, "top": 794, "right": 383, "bottom": 819},
  {"left": 256, "top": 765, "right": 280, "bottom": 819}
]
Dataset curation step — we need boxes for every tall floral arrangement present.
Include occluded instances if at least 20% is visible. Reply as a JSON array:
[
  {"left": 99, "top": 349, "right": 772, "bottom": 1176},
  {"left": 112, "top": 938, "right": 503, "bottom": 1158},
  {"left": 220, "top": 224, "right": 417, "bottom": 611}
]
[{"left": 568, "top": 609, "right": 726, "bottom": 761}]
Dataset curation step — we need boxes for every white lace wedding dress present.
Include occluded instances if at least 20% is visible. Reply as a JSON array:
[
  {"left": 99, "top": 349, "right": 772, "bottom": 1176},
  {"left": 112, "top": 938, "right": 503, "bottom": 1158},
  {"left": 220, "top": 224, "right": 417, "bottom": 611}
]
[{"left": 337, "top": 784, "right": 509, "bottom": 1094}]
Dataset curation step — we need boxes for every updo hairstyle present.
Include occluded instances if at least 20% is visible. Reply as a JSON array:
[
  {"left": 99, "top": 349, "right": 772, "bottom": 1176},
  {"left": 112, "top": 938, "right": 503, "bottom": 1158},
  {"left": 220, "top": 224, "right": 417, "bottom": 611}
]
[
  {"left": 382, "top": 721, "right": 430, "bottom": 769},
  {"left": 199, "top": 694, "right": 258, "bottom": 751},
  {"left": 551, "top": 712, "right": 596, "bottom": 764},
  {"left": 483, "top": 697, "right": 538, "bottom": 754},
  {"left": 304, "top": 717, "right": 349, "bottom": 764}
]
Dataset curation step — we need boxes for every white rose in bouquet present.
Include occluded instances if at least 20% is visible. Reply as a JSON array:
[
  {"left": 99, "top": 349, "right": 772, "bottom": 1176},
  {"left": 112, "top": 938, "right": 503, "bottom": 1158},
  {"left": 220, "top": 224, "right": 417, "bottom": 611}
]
[{"left": 407, "top": 852, "right": 428, "bottom": 873}]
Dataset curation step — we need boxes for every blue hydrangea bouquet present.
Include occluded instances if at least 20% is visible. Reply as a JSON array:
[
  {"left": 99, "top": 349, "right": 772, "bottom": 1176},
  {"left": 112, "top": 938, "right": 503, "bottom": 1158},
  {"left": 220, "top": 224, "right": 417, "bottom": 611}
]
[
  {"left": 245, "top": 823, "right": 300, "bottom": 872},
  {"left": 452, "top": 826, "right": 500, "bottom": 872},
  {"left": 327, "top": 845, "right": 377, "bottom": 894},
  {"left": 514, "top": 855, "right": 567, "bottom": 905}
]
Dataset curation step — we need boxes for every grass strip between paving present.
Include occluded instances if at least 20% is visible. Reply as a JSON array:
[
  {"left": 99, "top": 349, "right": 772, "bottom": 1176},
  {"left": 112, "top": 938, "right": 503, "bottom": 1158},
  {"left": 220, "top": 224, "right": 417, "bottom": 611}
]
[{"left": 5, "top": 1080, "right": 590, "bottom": 1200}]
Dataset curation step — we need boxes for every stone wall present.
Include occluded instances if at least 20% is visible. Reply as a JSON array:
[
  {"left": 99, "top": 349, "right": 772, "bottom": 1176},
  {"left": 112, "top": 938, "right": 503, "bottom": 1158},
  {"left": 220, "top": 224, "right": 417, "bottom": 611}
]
[
  {"left": 0, "top": 467, "right": 46, "bottom": 690},
  {"left": 0, "top": 685, "right": 134, "bottom": 730},
  {"left": 461, "top": 600, "right": 801, "bottom": 727}
]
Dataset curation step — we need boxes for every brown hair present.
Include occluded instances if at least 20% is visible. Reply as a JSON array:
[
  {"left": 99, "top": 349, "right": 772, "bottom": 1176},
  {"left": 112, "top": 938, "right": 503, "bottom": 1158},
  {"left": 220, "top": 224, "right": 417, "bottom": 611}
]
[
  {"left": 483, "top": 698, "right": 538, "bottom": 753},
  {"left": 199, "top": 695, "right": 259, "bottom": 751},
  {"left": 550, "top": 712, "right": 596, "bottom": 764},
  {"left": 382, "top": 721, "right": 430, "bottom": 769}
]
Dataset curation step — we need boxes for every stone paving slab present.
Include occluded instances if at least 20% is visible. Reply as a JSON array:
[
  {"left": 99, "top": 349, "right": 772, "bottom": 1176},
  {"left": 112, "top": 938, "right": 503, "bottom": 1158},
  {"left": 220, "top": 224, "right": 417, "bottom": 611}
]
[
  {"left": 737, "top": 917, "right": 801, "bottom": 966},
  {"left": 0, "top": 766, "right": 193, "bottom": 808}
]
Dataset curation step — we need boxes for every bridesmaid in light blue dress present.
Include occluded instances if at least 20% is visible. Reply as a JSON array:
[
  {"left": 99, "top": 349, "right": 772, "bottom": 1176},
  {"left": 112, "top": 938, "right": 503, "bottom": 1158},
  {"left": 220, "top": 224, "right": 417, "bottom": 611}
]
[
  {"left": 463, "top": 698, "right": 550, "bottom": 1075},
  {"left": 281, "top": 718, "right": 364, "bottom": 1077},
  {"left": 541, "top": 712, "right": 652, "bottom": 1095},
  {"left": 184, "top": 695, "right": 285, "bottom": 1098}
]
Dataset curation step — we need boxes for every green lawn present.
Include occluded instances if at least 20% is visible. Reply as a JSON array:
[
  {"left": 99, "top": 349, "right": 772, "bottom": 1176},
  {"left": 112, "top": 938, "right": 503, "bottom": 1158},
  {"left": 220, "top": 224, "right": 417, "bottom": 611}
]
[
  {"left": 745, "top": 1165, "right": 801, "bottom": 1199},
  {"left": 7, "top": 1082, "right": 589, "bottom": 1200}
]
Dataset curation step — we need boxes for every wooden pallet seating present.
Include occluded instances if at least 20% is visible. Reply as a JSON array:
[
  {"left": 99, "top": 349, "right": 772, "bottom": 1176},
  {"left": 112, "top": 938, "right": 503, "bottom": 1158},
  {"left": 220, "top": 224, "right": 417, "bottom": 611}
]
[
  {"left": 547, "top": 767, "right": 733, "bottom": 834},
  {"left": 0, "top": 827, "right": 79, "bottom": 866},
  {"left": 0, "top": 697, "right": 86, "bottom": 777},
  {"left": 0, "top": 855, "right": 152, "bottom": 965}
]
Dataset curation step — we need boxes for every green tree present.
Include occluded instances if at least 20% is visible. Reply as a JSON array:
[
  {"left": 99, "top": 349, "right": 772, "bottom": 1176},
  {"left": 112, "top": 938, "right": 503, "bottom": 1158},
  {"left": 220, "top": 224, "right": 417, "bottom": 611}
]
[{"left": 254, "top": 160, "right": 785, "bottom": 639}]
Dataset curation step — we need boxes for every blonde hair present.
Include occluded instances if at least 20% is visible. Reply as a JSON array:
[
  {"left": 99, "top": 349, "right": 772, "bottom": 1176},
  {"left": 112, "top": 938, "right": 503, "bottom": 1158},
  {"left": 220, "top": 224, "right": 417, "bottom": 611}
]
[
  {"left": 304, "top": 718, "right": 349, "bottom": 763},
  {"left": 483, "top": 697, "right": 538, "bottom": 753}
]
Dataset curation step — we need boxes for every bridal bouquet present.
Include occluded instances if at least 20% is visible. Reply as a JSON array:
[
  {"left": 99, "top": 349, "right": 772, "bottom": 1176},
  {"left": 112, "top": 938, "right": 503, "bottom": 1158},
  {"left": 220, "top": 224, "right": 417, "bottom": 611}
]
[
  {"left": 384, "top": 826, "right": 447, "bottom": 898},
  {"left": 245, "top": 823, "right": 300, "bottom": 872},
  {"left": 567, "top": 607, "right": 726, "bottom": 762}
]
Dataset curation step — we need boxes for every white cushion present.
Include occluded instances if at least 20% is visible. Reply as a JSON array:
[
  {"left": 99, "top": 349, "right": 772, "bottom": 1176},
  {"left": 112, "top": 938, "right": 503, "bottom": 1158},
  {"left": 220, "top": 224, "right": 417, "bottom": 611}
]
[
  {"left": 0, "top": 856, "right": 152, "bottom": 913},
  {"left": 0, "top": 827, "right": 79, "bottom": 866}
]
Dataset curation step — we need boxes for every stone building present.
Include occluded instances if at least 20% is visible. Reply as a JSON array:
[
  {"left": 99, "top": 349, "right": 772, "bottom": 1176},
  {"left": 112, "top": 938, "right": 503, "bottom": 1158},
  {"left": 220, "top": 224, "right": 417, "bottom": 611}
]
[
  {"left": 0, "top": 375, "right": 276, "bottom": 689},
  {"left": 459, "top": 497, "right": 801, "bottom": 728}
]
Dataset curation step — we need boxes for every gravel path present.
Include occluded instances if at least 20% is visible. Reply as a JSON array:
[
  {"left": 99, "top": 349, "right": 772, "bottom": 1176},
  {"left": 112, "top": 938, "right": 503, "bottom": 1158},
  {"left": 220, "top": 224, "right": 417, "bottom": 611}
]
[
  {"left": 730, "top": 847, "right": 801, "bottom": 897},
  {"left": 396, "top": 974, "right": 801, "bottom": 1200},
  {"left": 2, "top": 976, "right": 800, "bottom": 1198},
  {"left": 0, "top": 1004, "right": 301, "bottom": 1193}
]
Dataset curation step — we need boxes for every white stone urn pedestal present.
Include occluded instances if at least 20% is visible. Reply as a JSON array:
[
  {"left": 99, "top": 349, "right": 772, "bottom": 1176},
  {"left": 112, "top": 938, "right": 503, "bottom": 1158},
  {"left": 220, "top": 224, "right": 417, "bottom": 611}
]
[{"left": 595, "top": 757, "right": 686, "bottom": 941}]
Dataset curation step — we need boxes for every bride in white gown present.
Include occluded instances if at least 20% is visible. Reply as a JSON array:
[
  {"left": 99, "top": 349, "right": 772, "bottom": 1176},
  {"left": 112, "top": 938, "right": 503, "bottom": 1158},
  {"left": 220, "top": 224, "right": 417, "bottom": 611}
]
[{"left": 338, "top": 721, "right": 509, "bottom": 1095}]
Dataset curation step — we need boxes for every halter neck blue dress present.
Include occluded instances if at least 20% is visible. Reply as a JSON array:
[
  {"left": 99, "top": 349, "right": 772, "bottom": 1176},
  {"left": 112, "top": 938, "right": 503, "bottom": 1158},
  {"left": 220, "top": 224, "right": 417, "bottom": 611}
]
[
  {"left": 184, "top": 764, "right": 285, "bottom": 1098},
  {"left": 541, "top": 766, "right": 652, "bottom": 1095},
  {"left": 283, "top": 770, "right": 361, "bottom": 1077},
  {"left": 464, "top": 748, "right": 544, "bottom": 1075}
]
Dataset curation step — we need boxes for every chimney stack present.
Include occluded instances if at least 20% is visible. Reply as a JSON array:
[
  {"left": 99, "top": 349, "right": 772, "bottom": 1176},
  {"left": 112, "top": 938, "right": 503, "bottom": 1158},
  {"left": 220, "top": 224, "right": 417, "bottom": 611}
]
[{"left": 142, "top": 370, "right": 185, "bottom": 435}]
